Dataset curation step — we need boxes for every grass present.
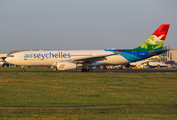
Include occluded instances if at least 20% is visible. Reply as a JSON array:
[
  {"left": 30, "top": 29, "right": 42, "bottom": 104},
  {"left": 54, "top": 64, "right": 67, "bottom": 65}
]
[
  {"left": 0, "top": 106, "right": 177, "bottom": 119},
  {"left": 0, "top": 67, "right": 177, "bottom": 119}
]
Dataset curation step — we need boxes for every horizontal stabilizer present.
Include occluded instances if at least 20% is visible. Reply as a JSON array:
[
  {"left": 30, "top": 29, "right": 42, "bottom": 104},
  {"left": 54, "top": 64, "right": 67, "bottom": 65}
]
[{"left": 148, "top": 49, "right": 169, "bottom": 56}]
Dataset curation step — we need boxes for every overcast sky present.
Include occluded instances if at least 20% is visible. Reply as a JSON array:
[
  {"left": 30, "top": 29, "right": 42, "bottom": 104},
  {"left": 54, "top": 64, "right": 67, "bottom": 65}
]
[{"left": 0, "top": 0, "right": 177, "bottom": 53}]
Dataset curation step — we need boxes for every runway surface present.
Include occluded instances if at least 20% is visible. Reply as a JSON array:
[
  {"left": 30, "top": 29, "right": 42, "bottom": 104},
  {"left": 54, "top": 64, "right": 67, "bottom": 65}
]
[
  {"left": 90, "top": 69, "right": 177, "bottom": 73},
  {"left": 0, "top": 69, "right": 177, "bottom": 73}
]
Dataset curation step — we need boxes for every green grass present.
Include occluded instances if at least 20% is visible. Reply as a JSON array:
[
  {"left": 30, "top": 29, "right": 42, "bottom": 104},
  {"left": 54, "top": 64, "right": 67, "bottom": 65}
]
[
  {"left": 0, "top": 106, "right": 177, "bottom": 120},
  {"left": 0, "top": 68, "right": 177, "bottom": 119}
]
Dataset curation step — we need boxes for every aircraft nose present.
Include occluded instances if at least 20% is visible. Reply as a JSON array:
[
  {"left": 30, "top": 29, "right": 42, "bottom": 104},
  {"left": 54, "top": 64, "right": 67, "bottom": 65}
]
[
  {"left": 5, "top": 57, "right": 9, "bottom": 62},
  {"left": 5, "top": 57, "right": 13, "bottom": 62}
]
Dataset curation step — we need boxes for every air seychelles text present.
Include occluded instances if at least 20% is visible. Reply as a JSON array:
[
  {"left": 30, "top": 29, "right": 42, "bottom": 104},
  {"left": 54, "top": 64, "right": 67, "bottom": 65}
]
[{"left": 24, "top": 52, "right": 71, "bottom": 60}]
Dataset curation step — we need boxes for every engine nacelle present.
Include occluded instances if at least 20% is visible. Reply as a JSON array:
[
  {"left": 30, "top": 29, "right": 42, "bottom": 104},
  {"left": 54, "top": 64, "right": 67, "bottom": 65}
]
[{"left": 56, "top": 62, "right": 76, "bottom": 70}]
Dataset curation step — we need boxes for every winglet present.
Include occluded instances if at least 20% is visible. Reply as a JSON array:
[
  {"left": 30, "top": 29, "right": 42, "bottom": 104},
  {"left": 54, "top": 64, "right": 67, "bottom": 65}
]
[{"left": 114, "top": 49, "right": 121, "bottom": 54}]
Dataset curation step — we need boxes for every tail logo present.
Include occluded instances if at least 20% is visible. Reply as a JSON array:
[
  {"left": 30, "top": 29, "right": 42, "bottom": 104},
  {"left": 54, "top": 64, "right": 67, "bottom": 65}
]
[
  {"left": 140, "top": 35, "right": 165, "bottom": 49},
  {"left": 136, "top": 24, "right": 170, "bottom": 51},
  {"left": 149, "top": 35, "right": 164, "bottom": 44}
]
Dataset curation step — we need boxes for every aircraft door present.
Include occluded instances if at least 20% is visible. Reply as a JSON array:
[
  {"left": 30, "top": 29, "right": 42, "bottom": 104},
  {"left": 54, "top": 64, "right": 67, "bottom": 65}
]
[
  {"left": 20, "top": 54, "right": 24, "bottom": 60},
  {"left": 132, "top": 51, "right": 136, "bottom": 57}
]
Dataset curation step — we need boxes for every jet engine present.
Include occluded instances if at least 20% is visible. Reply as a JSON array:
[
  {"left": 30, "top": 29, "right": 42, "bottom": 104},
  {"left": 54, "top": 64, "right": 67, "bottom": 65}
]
[{"left": 56, "top": 62, "right": 76, "bottom": 70}]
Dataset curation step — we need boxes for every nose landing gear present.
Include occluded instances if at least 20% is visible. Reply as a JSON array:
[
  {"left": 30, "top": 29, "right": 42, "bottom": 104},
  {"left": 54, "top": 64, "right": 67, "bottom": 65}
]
[{"left": 22, "top": 66, "right": 26, "bottom": 72}]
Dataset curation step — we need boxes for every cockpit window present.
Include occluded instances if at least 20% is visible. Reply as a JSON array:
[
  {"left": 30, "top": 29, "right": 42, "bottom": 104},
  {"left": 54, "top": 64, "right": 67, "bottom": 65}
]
[{"left": 9, "top": 55, "right": 14, "bottom": 57}]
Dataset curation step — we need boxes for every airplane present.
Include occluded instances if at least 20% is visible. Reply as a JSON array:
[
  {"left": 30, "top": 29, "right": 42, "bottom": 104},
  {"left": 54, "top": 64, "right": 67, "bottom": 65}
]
[{"left": 5, "top": 24, "right": 170, "bottom": 72}]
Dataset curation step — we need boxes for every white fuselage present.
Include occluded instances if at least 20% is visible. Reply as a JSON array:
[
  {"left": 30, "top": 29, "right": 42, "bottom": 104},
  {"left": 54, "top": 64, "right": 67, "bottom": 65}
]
[{"left": 5, "top": 50, "right": 129, "bottom": 66}]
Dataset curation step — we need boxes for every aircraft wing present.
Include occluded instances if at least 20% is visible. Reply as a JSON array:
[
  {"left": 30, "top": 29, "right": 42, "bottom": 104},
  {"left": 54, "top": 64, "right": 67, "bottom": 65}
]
[{"left": 70, "top": 54, "right": 114, "bottom": 64}]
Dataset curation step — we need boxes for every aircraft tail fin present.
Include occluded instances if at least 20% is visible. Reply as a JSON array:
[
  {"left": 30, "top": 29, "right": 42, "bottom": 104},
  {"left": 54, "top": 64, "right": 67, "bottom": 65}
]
[{"left": 133, "top": 24, "right": 170, "bottom": 51}]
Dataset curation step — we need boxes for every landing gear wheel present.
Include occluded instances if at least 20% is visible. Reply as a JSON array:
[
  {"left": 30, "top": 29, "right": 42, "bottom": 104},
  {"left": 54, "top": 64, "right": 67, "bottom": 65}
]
[
  {"left": 88, "top": 69, "right": 93, "bottom": 72},
  {"left": 81, "top": 69, "right": 87, "bottom": 72}
]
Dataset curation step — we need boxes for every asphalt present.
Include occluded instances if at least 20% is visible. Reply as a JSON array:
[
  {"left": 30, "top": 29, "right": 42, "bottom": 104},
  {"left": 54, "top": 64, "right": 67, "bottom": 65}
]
[
  {"left": 0, "top": 68, "right": 177, "bottom": 73},
  {"left": 91, "top": 69, "right": 177, "bottom": 73}
]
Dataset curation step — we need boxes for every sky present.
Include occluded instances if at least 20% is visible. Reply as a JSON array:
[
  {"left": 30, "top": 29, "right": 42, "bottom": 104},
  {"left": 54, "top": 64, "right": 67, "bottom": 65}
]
[{"left": 0, "top": 0, "right": 177, "bottom": 53}]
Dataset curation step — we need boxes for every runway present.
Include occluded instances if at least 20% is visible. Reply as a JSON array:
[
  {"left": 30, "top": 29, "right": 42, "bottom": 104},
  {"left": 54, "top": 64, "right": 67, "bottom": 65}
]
[
  {"left": 0, "top": 68, "right": 177, "bottom": 73},
  {"left": 90, "top": 69, "right": 177, "bottom": 73}
]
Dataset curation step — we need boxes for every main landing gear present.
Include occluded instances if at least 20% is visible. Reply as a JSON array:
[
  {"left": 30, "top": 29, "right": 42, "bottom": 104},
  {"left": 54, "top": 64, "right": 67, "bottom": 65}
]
[{"left": 81, "top": 68, "right": 93, "bottom": 72}]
